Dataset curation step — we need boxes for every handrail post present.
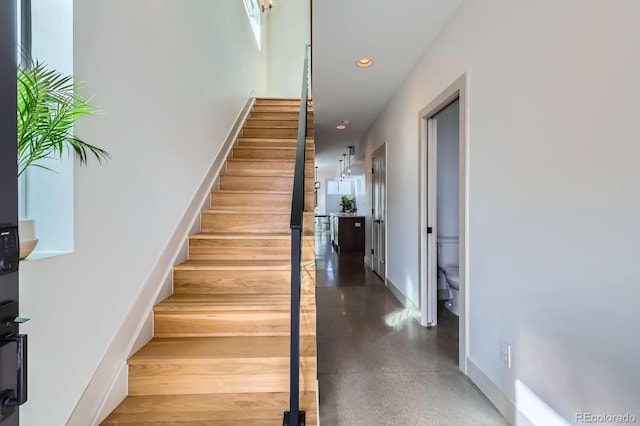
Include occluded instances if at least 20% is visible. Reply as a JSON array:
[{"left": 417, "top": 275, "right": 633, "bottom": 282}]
[
  {"left": 287, "top": 226, "right": 302, "bottom": 426},
  {"left": 283, "top": 45, "right": 310, "bottom": 426}
]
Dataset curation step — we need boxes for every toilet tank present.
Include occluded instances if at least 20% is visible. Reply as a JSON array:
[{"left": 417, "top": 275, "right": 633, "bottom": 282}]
[{"left": 437, "top": 236, "right": 459, "bottom": 268}]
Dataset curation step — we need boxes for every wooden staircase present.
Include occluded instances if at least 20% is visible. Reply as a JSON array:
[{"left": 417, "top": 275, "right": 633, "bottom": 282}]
[{"left": 102, "top": 98, "right": 317, "bottom": 425}]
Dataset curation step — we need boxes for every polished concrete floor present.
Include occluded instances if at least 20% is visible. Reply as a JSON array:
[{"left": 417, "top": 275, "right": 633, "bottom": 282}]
[{"left": 315, "top": 231, "right": 508, "bottom": 425}]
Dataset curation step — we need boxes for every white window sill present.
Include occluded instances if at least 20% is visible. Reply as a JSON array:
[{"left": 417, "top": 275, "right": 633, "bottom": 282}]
[{"left": 22, "top": 250, "right": 73, "bottom": 261}]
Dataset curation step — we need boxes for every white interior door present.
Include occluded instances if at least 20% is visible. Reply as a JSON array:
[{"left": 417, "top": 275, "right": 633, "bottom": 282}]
[
  {"left": 425, "top": 118, "right": 438, "bottom": 326},
  {"left": 372, "top": 145, "right": 386, "bottom": 278}
]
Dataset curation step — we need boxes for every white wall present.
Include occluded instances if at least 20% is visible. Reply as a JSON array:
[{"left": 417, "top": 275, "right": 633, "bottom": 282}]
[
  {"left": 362, "top": 0, "right": 640, "bottom": 422},
  {"left": 436, "top": 100, "right": 459, "bottom": 238},
  {"left": 18, "top": 1, "right": 267, "bottom": 424},
  {"left": 267, "top": 0, "right": 310, "bottom": 97}
]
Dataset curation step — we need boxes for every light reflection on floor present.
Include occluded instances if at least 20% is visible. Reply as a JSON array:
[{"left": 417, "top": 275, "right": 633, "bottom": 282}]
[{"left": 314, "top": 229, "right": 508, "bottom": 425}]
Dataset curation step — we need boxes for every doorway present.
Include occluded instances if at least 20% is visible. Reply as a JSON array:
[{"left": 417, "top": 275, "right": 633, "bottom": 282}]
[
  {"left": 371, "top": 144, "right": 386, "bottom": 279},
  {"left": 419, "top": 74, "right": 468, "bottom": 373}
]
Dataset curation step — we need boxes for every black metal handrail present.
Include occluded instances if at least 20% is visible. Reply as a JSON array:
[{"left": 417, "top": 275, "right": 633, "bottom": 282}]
[{"left": 283, "top": 45, "right": 310, "bottom": 426}]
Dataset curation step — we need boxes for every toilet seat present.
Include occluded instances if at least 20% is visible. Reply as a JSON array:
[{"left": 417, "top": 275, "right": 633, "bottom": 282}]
[{"left": 443, "top": 267, "right": 459, "bottom": 290}]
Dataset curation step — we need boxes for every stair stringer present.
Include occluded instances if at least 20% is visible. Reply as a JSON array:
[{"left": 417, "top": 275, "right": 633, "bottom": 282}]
[{"left": 66, "top": 96, "right": 256, "bottom": 426}]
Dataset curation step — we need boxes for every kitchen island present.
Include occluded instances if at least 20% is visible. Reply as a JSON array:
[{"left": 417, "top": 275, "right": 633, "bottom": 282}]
[{"left": 329, "top": 213, "right": 365, "bottom": 253}]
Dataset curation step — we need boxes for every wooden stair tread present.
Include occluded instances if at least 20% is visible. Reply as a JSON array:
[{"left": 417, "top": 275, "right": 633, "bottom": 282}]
[
  {"left": 174, "top": 259, "right": 315, "bottom": 271},
  {"left": 227, "top": 156, "right": 313, "bottom": 161},
  {"left": 234, "top": 146, "right": 310, "bottom": 151},
  {"left": 237, "top": 137, "right": 314, "bottom": 142},
  {"left": 221, "top": 170, "right": 295, "bottom": 177},
  {"left": 209, "top": 190, "right": 314, "bottom": 211},
  {"left": 242, "top": 126, "right": 308, "bottom": 130},
  {"left": 129, "top": 335, "right": 316, "bottom": 363},
  {"left": 226, "top": 158, "right": 308, "bottom": 164},
  {"left": 226, "top": 158, "right": 313, "bottom": 163},
  {"left": 155, "top": 293, "right": 316, "bottom": 312},
  {"left": 227, "top": 158, "right": 298, "bottom": 162},
  {"left": 211, "top": 189, "right": 304, "bottom": 195},
  {"left": 202, "top": 208, "right": 313, "bottom": 214},
  {"left": 189, "top": 232, "right": 314, "bottom": 239},
  {"left": 255, "top": 97, "right": 307, "bottom": 102},
  {"left": 101, "top": 392, "right": 317, "bottom": 425},
  {"left": 237, "top": 142, "right": 315, "bottom": 149},
  {"left": 202, "top": 210, "right": 314, "bottom": 217}
]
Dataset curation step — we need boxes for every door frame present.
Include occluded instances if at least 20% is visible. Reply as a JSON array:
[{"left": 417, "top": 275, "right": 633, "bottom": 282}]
[
  {"left": 0, "top": 2, "right": 21, "bottom": 425},
  {"left": 371, "top": 142, "right": 387, "bottom": 281},
  {"left": 418, "top": 73, "right": 468, "bottom": 373}
]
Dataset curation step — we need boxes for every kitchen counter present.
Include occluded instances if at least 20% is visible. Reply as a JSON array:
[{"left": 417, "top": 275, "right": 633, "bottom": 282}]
[{"left": 329, "top": 213, "right": 365, "bottom": 253}]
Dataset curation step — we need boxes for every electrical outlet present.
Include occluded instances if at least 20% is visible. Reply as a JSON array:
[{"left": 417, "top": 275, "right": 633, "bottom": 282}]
[{"left": 500, "top": 339, "right": 512, "bottom": 368}]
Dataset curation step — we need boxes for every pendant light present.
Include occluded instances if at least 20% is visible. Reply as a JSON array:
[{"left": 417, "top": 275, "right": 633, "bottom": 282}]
[
  {"left": 347, "top": 146, "right": 354, "bottom": 175},
  {"left": 342, "top": 154, "right": 347, "bottom": 179},
  {"left": 338, "top": 160, "right": 343, "bottom": 182}
]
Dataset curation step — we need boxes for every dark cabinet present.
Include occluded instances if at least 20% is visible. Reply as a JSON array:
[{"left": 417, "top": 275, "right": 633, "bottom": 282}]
[{"left": 330, "top": 214, "right": 365, "bottom": 253}]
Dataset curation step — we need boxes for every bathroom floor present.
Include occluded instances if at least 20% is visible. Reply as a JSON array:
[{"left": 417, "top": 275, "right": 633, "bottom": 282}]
[{"left": 315, "top": 231, "right": 508, "bottom": 425}]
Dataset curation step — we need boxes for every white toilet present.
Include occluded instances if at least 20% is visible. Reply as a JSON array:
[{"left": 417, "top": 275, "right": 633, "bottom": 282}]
[{"left": 437, "top": 236, "right": 460, "bottom": 316}]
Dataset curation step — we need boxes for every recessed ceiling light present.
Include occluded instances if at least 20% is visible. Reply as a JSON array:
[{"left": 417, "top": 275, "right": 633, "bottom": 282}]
[
  {"left": 336, "top": 120, "right": 349, "bottom": 130},
  {"left": 356, "top": 58, "right": 374, "bottom": 68}
]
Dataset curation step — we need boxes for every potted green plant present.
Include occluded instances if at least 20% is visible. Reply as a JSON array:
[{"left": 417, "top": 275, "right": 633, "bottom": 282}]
[
  {"left": 17, "top": 56, "right": 110, "bottom": 258},
  {"left": 340, "top": 195, "right": 356, "bottom": 213}
]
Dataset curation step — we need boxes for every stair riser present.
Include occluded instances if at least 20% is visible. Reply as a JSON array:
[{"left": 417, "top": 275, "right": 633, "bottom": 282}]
[
  {"left": 226, "top": 159, "right": 292, "bottom": 173},
  {"left": 249, "top": 112, "right": 314, "bottom": 121},
  {"left": 188, "top": 248, "right": 315, "bottom": 261},
  {"left": 237, "top": 137, "right": 314, "bottom": 143},
  {"left": 153, "top": 310, "right": 316, "bottom": 338},
  {"left": 254, "top": 99, "right": 307, "bottom": 106},
  {"left": 201, "top": 212, "right": 314, "bottom": 233},
  {"left": 219, "top": 176, "right": 314, "bottom": 192},
  {"left": 232, "top": 147, "right": 314, "bottom": 160},
  {"left": 252, "top": 105, "right": 308, "bottom": 113},
  {"left": 237, "top": 140, "right": 315, "bottom": 150},
  {"left": 202, "top": 213, "right": 287, "bottom": 233},
  {"left": 189, "top": 237, "right": 314, "bottom": 261},
  {"left": 210, "top": 191, "right": 314, "bottom": 211},
  {"left": 104, "top": 417, "right": 313, "bottom": 426},
  {"left": 128, "top": 357, "right": 317, "bottom": 395},
  {"left": 241, "top": 127, "right": 314, "bottom": 138},
  {"left": 226, "top": 159, "right": 314, "bottom": 174},
  {"left": 174, "top": 270, "right": 315, "bottom": 295},
  {"left": 101, "top": 392, "right": 317, "bottom": 425},
  {"left": 246, "top": 118, "right": 313, "bottom": 127}
]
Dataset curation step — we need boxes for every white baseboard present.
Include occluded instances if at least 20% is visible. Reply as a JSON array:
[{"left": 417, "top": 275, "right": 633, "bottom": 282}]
[
  {"left": 364, "top": 255, "right": 372, "bottom": 269},
  {"left": 514, "top": 379, "right": 569, "bottom": 426},
  {"left": 385, "top": 277, "right": 419, "bottom": 313},
  {"left": 67, "top": 95, "right": 256, "bottom": 426},
  {"left": 467, "top": 358, "right": 518, "bottom": 425},
  {"left": 467, "top": 358, "right": 570, "bottom": 426}
]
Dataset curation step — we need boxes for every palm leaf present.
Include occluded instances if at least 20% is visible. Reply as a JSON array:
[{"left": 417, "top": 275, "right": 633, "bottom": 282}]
[{"left": 17, "top": 56, "right": 108, "bottom": 176}]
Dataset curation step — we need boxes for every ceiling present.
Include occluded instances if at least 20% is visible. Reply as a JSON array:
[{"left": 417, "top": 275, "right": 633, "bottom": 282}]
[{"left": 310, "top": 0, "right": 464, "bottom": 173}]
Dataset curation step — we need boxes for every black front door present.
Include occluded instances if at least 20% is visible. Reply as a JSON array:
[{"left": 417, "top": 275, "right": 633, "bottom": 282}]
[{"left": 0, "top": 2, "right": 22, "bottom": 425}]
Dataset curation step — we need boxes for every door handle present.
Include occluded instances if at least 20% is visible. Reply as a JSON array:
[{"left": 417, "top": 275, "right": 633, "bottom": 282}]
[
  {"left": 0, "top": 301, "right": 29, "bottom": 421},
  {"left": 1, "top": 333, "right": 27, "bottom": 407},
  {"left": 374, "top": 220, "right": 381, "bottom": 223}
]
